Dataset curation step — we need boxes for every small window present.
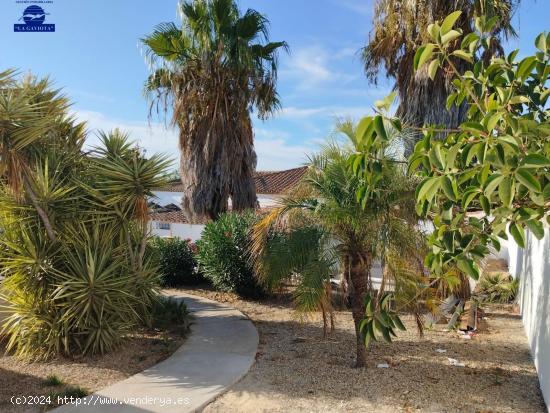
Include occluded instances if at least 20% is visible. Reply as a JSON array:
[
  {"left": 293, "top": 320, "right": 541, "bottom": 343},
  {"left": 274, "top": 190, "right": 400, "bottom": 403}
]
[{"left": 157, "top": 222, "right": 170, "bottom": 230}]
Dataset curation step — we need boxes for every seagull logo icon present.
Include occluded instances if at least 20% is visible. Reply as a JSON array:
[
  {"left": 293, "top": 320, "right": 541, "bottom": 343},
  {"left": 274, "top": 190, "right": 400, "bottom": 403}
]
[{"left": 20, "top": 12, "right": 49, "bottom": 21}]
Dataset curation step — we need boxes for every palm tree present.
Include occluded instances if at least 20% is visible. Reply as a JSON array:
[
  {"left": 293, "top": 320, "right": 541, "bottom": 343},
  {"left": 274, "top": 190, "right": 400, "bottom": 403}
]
[
  {"left": 142, "top": 0, "right": 288, "bottom": 222},
  {"left": 362, "top": 0, "right": 519, "bottom": 154},
  {"left": 251, "top": 122, "right": 426, "bottom": 367}
]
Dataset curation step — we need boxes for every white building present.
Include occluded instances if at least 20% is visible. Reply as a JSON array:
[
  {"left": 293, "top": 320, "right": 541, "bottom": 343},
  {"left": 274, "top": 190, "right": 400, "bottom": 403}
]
[{"left": 149, "top": 166, "right": 308, "bottom": 240}]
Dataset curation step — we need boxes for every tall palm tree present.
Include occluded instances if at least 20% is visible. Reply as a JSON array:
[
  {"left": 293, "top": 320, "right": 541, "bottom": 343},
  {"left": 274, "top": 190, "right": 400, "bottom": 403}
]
[
  {"left": 251, "top": 123, "right": 426, "bottom": 367},
  {"left": 362, "top": 0, "right": 519, "bottom": 154},
  {"left": 142, "top": 0, "right": 288, "bottom": 222}
]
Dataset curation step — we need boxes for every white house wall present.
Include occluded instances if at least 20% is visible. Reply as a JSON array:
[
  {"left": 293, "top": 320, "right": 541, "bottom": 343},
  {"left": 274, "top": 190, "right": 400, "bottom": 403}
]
[
  {"left": 505, "top": 227, "right": 550, "bottom": 407},
  {"left": 150, "top": 223, "right": 205, "bottom": 241},
  {"left": 151, "top": 191, "right": 281, "bottom": 209}
]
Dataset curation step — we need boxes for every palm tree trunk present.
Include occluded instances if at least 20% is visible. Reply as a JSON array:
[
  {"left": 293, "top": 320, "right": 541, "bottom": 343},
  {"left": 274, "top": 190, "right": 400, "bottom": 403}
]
[
  {"left": 178, "top": 107, "right": 257, "bottom": 222},
  {"left": 398, "top": 64, "right": 469, "bottom": 156},
  {"left": 347, "top": 252, "right": 372, "bottom": 368}
]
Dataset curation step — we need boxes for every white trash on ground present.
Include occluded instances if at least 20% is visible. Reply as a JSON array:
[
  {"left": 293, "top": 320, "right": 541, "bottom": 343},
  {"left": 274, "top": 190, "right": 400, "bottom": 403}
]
[{"left": 448, "top": 357, "right": 465, "bottom": 367}]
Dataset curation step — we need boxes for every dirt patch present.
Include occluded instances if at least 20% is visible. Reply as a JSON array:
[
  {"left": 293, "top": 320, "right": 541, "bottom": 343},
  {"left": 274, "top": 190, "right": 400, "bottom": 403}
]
[
  {"left": 0, "top": 326, "right": 187, "bottom": 412},
  {"left": 178, "top": 287, "right": 546, "bottom": 413}
]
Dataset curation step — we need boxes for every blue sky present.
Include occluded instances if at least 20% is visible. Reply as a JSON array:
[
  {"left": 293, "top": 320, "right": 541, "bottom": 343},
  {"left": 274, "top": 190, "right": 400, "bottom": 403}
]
[{"left": 1, "top": 0, "right": 548, "bottom": 170}]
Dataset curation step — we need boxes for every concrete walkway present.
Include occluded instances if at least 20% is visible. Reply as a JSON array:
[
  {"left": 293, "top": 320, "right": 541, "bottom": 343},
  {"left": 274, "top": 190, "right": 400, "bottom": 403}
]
[{"left": 54, "top": 292, "right": 259, "bottom": 413}]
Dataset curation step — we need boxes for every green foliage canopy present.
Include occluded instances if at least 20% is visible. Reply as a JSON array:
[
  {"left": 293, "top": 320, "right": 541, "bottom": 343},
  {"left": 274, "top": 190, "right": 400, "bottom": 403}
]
[
  {"left": 410, "top": 14, "right": 549, "bottom": 278},
  {"left": 352, "top": 13, "right": 549, "bottom": 280}
]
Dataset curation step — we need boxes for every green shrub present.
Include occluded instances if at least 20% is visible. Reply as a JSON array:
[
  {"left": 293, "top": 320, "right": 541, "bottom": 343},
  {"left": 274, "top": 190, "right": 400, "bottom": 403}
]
[
  {"left": 479, "top": 273, "right": 519, "bottom": 304},
  {"left": 151, "top": 297, "right": 191, "bottom": 331},
  {"left": 43, "top": 374, "right": 64, "bottom": 387},
  {"left": 150, "top": 237, "right": 203, "bottom": 286},
  {"left": 50, "top": 385, "right": 89, "bottom": 401},
  {"left": 196, "top": 211, "right": 265, "bottom": 298}
]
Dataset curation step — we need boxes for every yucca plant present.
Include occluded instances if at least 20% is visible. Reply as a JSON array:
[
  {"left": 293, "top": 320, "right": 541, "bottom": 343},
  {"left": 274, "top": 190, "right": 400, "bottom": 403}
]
[
  {"left": 0, "top": 71, "right": 170, "bottom": 359},
  {"left": 478, "top": 273, "right": 519, "bottom": 303}
]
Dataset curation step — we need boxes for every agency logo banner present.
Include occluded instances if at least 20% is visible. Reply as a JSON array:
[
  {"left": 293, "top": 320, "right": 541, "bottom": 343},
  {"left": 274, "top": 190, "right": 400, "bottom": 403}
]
[{"left": 14, "top": 3, "right": 55, "bottom": 32}]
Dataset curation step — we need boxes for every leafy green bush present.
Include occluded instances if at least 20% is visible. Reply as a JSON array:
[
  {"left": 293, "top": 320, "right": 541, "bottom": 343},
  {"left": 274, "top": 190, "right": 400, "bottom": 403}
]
[
  {"left": 479, "top": 273, "right": 519, "bottom": 303},
  {"left": 150, "top": 237, "right": 203, "bottom": 286},
  {"left": 196, "top": 211, "right": 265, "bottom": 298}
]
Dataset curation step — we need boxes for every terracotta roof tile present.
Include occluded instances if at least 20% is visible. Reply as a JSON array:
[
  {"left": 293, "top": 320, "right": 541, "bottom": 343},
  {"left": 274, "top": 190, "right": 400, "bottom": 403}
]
[
  {"left": 154, "top": 167, "right": 308, "bottom": 194},
  {"left": 149, "top": 207, "right": 276, "bottom": 225},
  {"left": 253, "top": 166, "right": 308, "bottom": 194},
  {"left": 150, "top": 211, "right": 192, "bottom": 224}
]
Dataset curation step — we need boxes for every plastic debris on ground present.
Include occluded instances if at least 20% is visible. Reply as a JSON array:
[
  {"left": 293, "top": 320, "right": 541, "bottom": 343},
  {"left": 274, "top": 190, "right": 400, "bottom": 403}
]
[{"left": 448, "top": 357, "right": 465, "bottom": 367}]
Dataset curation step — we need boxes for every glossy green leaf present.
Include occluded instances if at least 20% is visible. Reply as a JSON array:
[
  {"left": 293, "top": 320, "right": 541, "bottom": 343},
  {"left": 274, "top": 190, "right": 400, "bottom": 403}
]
[
  {"left": 515, "top": 169, "right": 541, "bottom": 193},
  {"left": 451, "top": 49, "right": 473, "bottom": 63},
  {"left": 440, "top": 11, "right": 462, "bottom": 35},
  {"left": 441, "top": 30, "right": 462, "bottom": 45},
  {"left": 415, "top": 43, "right": 435, "bottom": 70},
  {"left": 522, "top": 154, "right": 550, "bottom": 167},
  {"left": 441, "top": 176, "right": 458, "bottom": 201},
  {"left": 498, "top": 177, "right": 514, "bottom": 208},
  {"left": 479, "top": 195, "right": 490, "bottom": 215},
  {"left": 428, "top": 59, "right": 440, "bottom": 80},
  {"left": 535, "top": 33, "right": 547, "bottom": 52},
  {"left": 516, "top": 56, "right": 537, "bottom": 80},
  {"left": 373, "top": 115, "right": 388, "bottom": 141},
  {"left": 457, "top": 257, "right": 479, "bottom": 280},
  {"left": 484, "top": 174, "right": 504, "bottom": 197},
  {"left": 509, "top": 222, "right": 526, "bottom": 248},
  {"left": 525, "top": 219, "right": 545, "bottom": 240}
]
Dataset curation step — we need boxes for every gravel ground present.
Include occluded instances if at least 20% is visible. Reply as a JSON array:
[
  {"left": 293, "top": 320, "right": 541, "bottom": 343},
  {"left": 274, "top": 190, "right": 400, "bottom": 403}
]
[
  {"left": 0, "top": 327, "right": 187, "bottom": 412},
  {"left": 177, "top": 287, "right": 546, "bottom": 413}
]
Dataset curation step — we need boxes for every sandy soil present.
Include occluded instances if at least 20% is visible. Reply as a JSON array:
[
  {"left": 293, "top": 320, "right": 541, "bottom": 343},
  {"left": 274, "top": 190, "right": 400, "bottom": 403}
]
[
  {"left": 0, "top": 327, "right": 187, "bottom": 412},
  {"left": 179, "top": 287, "right": 546, "bottom": 413}
]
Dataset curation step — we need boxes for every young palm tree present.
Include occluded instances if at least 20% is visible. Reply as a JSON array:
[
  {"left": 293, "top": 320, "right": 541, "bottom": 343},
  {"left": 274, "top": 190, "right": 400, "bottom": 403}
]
[
  {"left": 142, "top": 0, "right": 288, "bottom": 222},
  {"left": 362, "top": 0, "right": 518, "bottom": 154},
  {"left": 251, "top": 123, "right": 426, "bottom": 367}
]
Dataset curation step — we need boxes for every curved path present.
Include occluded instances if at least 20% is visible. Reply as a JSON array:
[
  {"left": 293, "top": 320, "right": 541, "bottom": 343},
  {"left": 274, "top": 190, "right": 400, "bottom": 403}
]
[{"left": 55, "top": 292, "right": 258, "bottom": 413}]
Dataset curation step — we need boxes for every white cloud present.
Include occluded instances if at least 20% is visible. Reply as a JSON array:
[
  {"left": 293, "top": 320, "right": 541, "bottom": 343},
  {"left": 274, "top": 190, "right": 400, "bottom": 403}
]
[
  {"left": 254, "top": 137, "right": 310, "bottom": 170},
  {"left": 278, "top": 106, "right": 327, "bottom": 119},
  {"left": 282, "top": 46, "right": 332, "bottom": 86},
  {"left": 334, "top": 47, "right": 359, "bottom": 60},
  {"left": 75, "top": 109, "right": 180, "bottom": 161},
  {"left": 279, "top": 105, "right": 374, "bottom": 120},
  {"left": 75, "top": 109, "right": 308, "bottom": 171},
  {"left": 281, "top": 45, "right": 358, "bottom": 90}
]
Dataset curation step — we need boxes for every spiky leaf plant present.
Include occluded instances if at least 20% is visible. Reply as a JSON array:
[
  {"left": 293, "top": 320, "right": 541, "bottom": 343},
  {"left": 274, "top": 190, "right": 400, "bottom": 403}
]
[{"left": 0, "top": 71, "right": 169, "bottom": 359}]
